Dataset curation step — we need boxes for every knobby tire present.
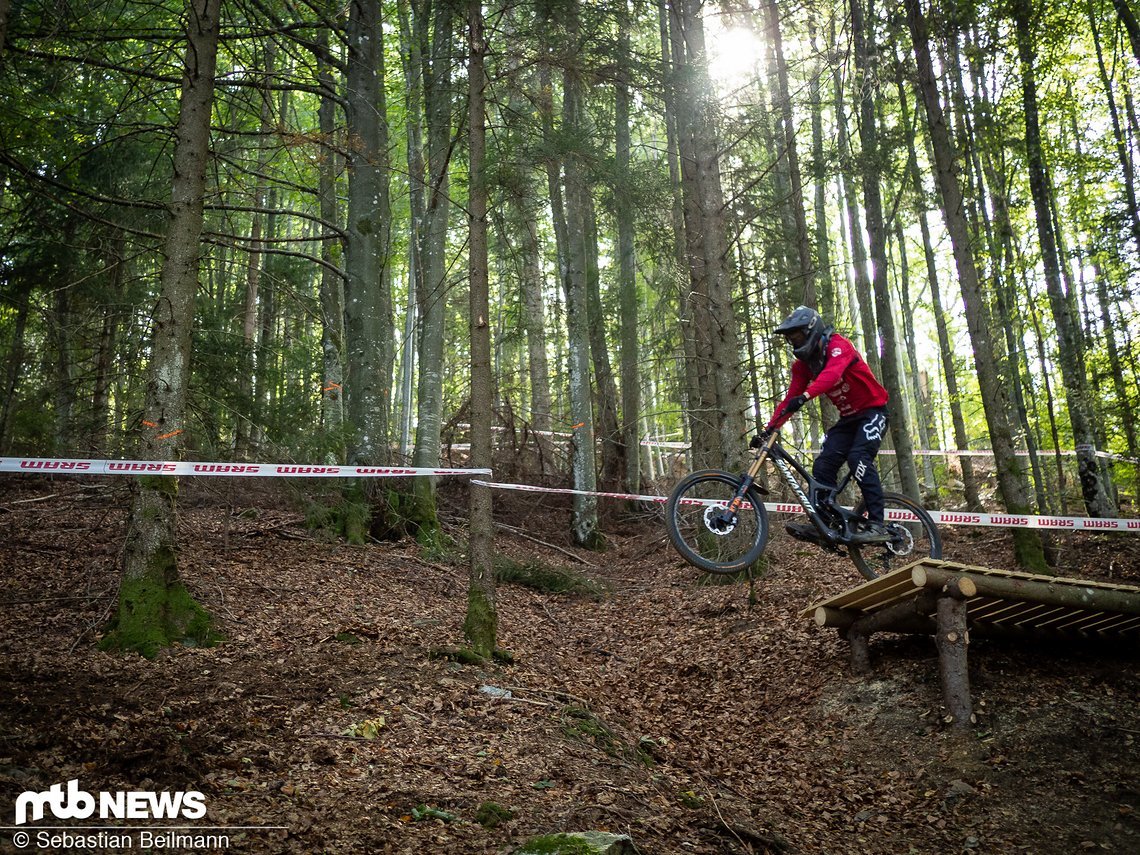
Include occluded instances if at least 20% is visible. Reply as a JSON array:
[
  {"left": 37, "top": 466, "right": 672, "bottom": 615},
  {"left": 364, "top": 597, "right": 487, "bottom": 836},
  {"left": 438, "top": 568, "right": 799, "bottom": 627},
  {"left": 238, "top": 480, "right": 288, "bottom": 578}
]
[
  {"left": 849, "top": 491, "right": 942, "bottom": 580},
  {"left": 665, "top": 470, "right": 770, "bottom": 574}
]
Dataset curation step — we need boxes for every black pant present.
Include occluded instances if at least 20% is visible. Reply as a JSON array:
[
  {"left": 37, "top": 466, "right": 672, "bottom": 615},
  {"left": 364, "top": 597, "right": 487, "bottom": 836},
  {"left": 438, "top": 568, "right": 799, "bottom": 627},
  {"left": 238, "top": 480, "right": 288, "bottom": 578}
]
[{"left": 813, "top": 407, "right": 888, "bottom": 521}]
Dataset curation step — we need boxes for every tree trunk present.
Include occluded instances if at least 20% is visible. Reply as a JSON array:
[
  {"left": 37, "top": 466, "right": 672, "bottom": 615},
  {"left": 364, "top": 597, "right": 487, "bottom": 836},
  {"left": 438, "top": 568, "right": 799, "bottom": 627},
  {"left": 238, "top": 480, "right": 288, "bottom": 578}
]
[
  {"left": 1013, "top": 0, "right": 1117, "bottom": 517},
  {"left": 808, "top": 20, "right": 835, "bottom": 326},
  {"left": 957, "top": 28, "right": 1052, "bottom": 515},
  {"left": 584, "top": 192, "right": 623, "bottom": 489},
  {"left": 316, "top": 31, "right": 345, "bottom": 456},
  {"left": 51, "top": 265, "right": 75, "bottom": 453},
  {"left": 834, "top": 65, "right": 877, "bottom": 373},
  {"left": 412, "top": 0, "right": 457, "bottom": 537},
  {"left": 344, "top": 0, "right": 394, "bottom": 466},
  {"left": 108, "top": 0, "right": 221, "bottom": 657},
  {"left": 1111, "top": 0, "right": 1140, "bottom": 64},
  {"left": 671, "top": 0, "right": 747, "bottom": 471},
  {"left": 894, "top": 222, "right": 938, "bottom": 497},
  {"left": 668, "top": 0, "right": 714, "bottom": 472},
  {"left": 91, "top": 234, "right": 126, "bottom": 454},
  {"left": 765, "top": 0, "right": 814, "bottom": 301},
  {"left": 904, "top": 0, "right": 1047, "bottom": 570},
  {"left": 1088, "top": 4, "right": 1140, "bottom": 262},
  {"left": 465, "top": 0, "right": 497, "bottom": 659},
  {"left": 852, "top": 0, "right": 921, "bottom": 502},
  {"left": 396, "top": 0, "right": 422, "bottom": 463},
  {"left": 236, "top": 46, "right": 275, "bottom": 459},
  {"left": 895, "top": 71, "right": 984, "bottom": 511},
  {"left": 615, "top": 10, "right": 641, "bottom": 496},
  {"left": 562, "top": 34, "right": 602, "bottom": 548},
  {"left": 517, "top": 196, "right": 553, "bottom": 468},
  {"left": 0, "top": 285, "right": 29, "bottom": 451},
  {"left": 0, "top": 0, "right": 10, "bottom": 62}
]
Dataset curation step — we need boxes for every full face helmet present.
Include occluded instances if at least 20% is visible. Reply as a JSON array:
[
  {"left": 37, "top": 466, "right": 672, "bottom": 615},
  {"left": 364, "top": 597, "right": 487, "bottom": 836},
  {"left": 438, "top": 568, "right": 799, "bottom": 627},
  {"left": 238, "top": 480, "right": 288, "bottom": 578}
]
[{"left": 774, "top": 306, "right": 826, "bottom": 362}]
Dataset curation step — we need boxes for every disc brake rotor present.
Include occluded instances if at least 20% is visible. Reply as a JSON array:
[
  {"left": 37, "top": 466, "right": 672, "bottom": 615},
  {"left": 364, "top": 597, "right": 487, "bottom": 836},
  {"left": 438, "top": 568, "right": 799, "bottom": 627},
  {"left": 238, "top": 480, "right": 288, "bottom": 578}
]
[
  {"left": 703, "top": 506, "right": 737, "bottom": 536},
  {"left": 886, "top": 524, "right": 915, "bottom": 556}
]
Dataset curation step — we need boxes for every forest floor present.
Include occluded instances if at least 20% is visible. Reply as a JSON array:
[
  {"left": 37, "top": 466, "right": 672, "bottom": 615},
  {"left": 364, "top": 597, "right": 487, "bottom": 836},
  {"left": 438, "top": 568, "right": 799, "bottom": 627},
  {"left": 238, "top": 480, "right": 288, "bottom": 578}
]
[{"left": 0, "top": 476, "right": 1138, "bottom": 855}]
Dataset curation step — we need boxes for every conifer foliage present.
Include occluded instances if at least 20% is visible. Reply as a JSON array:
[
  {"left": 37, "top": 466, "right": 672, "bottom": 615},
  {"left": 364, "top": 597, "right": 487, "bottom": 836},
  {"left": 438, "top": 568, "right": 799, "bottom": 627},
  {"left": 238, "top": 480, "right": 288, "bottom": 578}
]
[{"left": 2, "top": 0, "right": 1139, "bottom": 649}]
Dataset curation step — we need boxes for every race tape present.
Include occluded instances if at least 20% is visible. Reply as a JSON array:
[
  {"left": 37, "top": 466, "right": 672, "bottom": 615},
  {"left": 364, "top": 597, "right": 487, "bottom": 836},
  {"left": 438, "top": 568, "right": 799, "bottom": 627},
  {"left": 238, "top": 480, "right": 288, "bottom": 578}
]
[
  {"left": 470, "top": 480, "right": 1140, "bottom": 533},
  {"left": 1, "top": 457, "right": 491, "bottom": 479},
  {"left": 638, "top": 439, "right": 1138, "bottom": 464}
]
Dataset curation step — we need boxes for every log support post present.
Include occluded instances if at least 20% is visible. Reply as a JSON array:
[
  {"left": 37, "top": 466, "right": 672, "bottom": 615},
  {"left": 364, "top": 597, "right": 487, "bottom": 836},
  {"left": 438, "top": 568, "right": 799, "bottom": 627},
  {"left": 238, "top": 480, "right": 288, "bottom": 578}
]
[
  {"left": 848, "top": 627, "right": 870, "bottom": 675},
  {"left": 839, "top": 590, "right": 938, "bottom": 674},
  {"left": 935, "top": 577, "right": 975, "bottom": 728},
  {"left": 823, "top": 573, "right": 979, "bottom": 729}
]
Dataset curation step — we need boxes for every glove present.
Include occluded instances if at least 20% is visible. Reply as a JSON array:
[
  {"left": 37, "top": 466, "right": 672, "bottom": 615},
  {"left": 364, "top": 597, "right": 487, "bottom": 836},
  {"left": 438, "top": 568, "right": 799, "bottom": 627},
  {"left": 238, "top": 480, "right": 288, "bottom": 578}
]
[
  {"left": 782, "top": 394, "right": 808, "bottom": 416},
  {"left": 749, "top": 429, "right": 771, "bottom": 449}
]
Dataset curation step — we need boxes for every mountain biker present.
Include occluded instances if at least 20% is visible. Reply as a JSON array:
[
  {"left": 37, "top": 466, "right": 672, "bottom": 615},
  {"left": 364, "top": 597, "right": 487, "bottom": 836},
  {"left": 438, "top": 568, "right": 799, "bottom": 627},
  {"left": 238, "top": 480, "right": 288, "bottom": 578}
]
[{"left": 753, "top": 306, "right": 889, "bottom": 544}]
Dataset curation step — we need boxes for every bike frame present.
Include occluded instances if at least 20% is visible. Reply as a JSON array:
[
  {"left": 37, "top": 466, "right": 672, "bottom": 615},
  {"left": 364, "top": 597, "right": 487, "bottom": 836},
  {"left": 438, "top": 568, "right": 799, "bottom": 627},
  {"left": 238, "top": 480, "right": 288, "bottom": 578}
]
[{"left": 736, "top": 432, "right": 859, "bottom": 548}]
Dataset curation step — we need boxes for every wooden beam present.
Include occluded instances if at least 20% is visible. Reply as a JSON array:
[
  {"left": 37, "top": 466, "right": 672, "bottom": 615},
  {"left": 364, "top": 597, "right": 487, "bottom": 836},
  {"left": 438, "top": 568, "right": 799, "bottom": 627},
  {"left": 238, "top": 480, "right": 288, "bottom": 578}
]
[{"left": 913, "top": 564, "right": 1140, "bottom": 616}]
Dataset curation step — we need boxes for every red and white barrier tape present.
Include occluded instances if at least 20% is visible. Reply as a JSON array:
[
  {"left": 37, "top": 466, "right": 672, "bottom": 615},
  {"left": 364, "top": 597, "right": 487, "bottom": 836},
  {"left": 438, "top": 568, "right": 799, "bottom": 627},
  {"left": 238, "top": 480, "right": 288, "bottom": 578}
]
[
  {"left": 1, "top": 457, "right": 490, "bottom": 479},
  {"left": 5, "top": 460, "right": 1135, "bottom": 531},
  {"left": 470, "top": 480, "right": 1140, "bottom": 533},
  {"left": 638, "top": 439, "right": 1138, "bottom": 464}
]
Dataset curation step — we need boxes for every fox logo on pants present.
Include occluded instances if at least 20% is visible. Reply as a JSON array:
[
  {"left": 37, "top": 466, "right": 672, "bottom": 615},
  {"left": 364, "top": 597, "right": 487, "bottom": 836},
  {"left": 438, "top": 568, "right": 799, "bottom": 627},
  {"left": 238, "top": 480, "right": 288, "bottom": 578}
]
[{"left": 863, "top": 413, "right": 886, "bottom": 442}]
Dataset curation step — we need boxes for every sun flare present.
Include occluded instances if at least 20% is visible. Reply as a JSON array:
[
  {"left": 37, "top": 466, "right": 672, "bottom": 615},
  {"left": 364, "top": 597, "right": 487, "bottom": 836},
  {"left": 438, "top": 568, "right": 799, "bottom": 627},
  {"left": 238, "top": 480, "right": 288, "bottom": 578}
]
[{"left": 707, "top": 25, "right": 764, "bottom": 86}]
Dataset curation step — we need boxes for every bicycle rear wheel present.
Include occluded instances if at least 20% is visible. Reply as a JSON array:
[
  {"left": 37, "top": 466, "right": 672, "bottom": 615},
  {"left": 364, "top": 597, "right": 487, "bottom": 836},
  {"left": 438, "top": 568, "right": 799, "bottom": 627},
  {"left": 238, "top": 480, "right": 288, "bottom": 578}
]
[
  {"left": 665, "top": 470, "right": 770, "bottom": 574},
  {"left": 849, "top": 491, "right": 942, "bottom": 581}
]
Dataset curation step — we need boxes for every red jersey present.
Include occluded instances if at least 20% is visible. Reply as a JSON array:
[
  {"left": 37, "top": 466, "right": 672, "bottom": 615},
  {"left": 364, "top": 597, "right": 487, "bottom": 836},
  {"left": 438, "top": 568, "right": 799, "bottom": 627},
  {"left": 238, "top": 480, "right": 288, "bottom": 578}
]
[{"left": 769, "top": 333, "right": 888, "bottom": 426}]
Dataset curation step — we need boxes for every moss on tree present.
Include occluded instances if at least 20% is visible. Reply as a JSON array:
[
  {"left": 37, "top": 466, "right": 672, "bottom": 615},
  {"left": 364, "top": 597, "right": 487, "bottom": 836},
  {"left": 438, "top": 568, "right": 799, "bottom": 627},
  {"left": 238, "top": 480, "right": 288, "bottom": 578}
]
[
  {"left": 101, "top": 571, "right": 217, "bottom": 659},
  {"left": 104, "top": 476, "right": 219, "bottom": 658},
  {"left": 463, "top": 583, "right": 498, "bottom": 661}
]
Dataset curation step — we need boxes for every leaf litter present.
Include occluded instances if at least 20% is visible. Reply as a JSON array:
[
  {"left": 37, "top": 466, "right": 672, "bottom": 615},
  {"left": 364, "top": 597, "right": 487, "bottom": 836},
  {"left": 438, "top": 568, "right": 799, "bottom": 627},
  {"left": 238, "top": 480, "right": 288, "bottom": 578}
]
[{"left": 0, "top": 478, "right": 1137, "bottom": 853}]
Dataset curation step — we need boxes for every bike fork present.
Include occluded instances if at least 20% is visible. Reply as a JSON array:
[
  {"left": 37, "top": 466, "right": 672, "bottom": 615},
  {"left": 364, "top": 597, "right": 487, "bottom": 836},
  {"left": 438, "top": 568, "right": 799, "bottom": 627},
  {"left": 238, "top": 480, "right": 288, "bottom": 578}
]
[{"left": 728, "top": 442, "right": 773, "bottom": 512}]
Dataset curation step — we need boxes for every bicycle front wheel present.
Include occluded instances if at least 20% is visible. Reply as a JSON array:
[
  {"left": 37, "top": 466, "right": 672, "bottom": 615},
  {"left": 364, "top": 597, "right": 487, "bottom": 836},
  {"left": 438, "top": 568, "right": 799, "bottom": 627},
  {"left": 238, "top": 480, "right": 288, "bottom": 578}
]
[
  {"left": 849, "top": 491, "right": 942, "bottom": 581},
  {"left": 665, "top": 470, "right": 770, "bottom": 574}
]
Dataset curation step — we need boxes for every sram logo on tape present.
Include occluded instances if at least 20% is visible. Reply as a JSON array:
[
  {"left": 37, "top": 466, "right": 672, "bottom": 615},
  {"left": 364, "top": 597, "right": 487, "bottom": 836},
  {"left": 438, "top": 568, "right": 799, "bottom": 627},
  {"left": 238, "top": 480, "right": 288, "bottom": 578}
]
[
  {"left": 18, "top": 460, "right": 91, "bottom": 470},
  {"left": 107, "top": 462, "right": 177, "bottom": 472},
  {"left": 938, "top": 513, "right": 983, "bottom": 524}
]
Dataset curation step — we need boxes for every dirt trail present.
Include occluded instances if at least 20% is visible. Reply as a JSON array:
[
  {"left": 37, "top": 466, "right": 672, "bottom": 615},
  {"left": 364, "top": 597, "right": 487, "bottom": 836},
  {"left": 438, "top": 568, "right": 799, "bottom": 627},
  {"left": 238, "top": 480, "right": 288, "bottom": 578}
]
[{"left": 1, "top": 480, "right": 1137, "bottom": 853}]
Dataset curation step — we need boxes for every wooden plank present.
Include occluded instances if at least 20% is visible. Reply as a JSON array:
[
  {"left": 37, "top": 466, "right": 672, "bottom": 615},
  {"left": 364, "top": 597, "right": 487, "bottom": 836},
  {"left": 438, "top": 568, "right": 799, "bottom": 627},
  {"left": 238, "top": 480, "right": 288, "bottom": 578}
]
[
  {"left": 805, "top": 559, "right": 1140, "bottom": 640},
  {"left": 800, "top": 563, "right": 922, "bottom": 616}
]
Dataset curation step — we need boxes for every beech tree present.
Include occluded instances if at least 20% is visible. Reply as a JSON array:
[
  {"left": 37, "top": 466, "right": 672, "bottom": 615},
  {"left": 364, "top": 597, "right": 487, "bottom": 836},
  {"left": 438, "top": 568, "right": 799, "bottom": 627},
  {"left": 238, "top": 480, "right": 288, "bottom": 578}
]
[
  {"left": 1013, "top": 0, "right": 1117, "bottom": 517},
  {"left": 343, "top": 0, "right": 394, "bottom": 467},
  {"left": 905, "top": 0, "right": 1048, "bottom": 571},
  {"left": 105, "top": 0, "right": 222, "bottom": 656}
]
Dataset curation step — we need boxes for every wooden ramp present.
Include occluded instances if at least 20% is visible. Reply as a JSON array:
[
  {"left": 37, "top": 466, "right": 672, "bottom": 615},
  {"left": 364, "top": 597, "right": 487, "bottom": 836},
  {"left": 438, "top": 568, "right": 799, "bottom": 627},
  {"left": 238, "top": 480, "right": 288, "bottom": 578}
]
[{"left": 804, "top": 559, "right": 1140, "bottom": 727}]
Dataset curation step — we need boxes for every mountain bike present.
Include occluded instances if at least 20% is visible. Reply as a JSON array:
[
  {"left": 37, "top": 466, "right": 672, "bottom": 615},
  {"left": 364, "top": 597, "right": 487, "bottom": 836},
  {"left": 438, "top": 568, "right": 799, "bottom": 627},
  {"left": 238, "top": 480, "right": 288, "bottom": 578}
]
[{"left": 665, "top": 429, "right": 942, "bottom": 581}]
